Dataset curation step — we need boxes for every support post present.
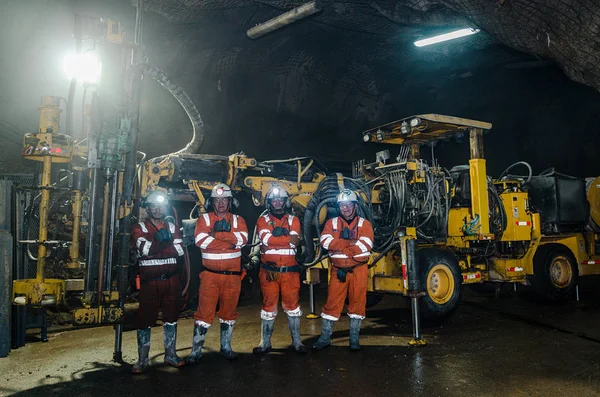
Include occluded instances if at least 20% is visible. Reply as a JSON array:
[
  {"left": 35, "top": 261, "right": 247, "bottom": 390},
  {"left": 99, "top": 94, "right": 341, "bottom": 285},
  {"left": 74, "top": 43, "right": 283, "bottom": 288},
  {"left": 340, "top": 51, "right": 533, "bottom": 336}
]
[
  {"left": 36, "top": 156, "right": 52, "bottom": 282},
  {"left": 468, "top": 127, "right": 490, "bottom": 237},
  {"left": 406, "top": 238, "right": 426, "bottom": 346}
]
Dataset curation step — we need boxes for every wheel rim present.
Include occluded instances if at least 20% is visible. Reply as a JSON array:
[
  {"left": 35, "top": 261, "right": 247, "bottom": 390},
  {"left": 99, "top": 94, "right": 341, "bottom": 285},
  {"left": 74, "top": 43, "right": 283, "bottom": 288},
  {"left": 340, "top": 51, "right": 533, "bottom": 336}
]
[
  {"left": 549, "top": 255, "right": 573, "bottom": 289},
  {"left": 427, "top": 264, "right": 455, "bottom": 304}
]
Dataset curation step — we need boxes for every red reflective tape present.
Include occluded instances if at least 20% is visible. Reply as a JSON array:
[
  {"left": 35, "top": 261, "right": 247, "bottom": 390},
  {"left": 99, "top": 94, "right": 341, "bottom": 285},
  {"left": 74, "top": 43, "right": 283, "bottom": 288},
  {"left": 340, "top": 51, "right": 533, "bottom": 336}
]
[
  {"left": 515, "top": 221, "right": 530, "bottom": 226},
  {"left": 582, "top": 260, "right": 600, "bottom": 265},
  {"left": 463, "top": 273, "right": 481, "bottom": 280}
]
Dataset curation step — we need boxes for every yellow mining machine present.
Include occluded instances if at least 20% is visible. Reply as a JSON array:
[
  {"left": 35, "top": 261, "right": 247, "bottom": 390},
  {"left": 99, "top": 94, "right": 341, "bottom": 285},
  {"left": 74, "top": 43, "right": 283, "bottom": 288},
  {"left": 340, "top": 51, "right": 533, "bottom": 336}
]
[
  {"left": 10, "top": 10, "right": 599, "bottom": 353},
  {"left": 9, "top": 6, "right": 224, "bottom": 359},
  {"left": 359, "top": 113, "right": 599, "bottom": 312},
  {"left": 10, "top": 14, "right": 141, "bottom": 361},
  {"left": 139, "top": 114, "right": 600, "bottom": 345}
]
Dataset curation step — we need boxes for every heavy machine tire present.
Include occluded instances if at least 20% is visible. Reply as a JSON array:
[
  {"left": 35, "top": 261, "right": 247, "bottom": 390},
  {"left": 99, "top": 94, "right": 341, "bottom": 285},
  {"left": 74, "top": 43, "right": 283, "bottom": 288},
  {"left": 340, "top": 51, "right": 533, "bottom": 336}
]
[
  {"left": 530, "top": 245, "right": 577, "bottom": 301},
  {"left": 366, "top": 293, "right": 384, "bottom": 308},
  {"left": 418, "top": 248, "right": 462, "bottom": 321}
]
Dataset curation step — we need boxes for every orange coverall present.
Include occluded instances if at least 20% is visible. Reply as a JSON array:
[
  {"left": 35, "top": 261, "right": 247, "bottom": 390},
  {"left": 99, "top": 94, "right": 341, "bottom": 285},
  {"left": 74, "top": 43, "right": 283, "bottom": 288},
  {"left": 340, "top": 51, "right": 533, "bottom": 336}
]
[
  {"left": 257, "top": 213, "right": 302, "bottom": 320},
  {"left": 193, "top": 212, "right": 248, "bottom": 327},
  {"left": 319, "top": 216, "right": 374, "bottom": 320}
]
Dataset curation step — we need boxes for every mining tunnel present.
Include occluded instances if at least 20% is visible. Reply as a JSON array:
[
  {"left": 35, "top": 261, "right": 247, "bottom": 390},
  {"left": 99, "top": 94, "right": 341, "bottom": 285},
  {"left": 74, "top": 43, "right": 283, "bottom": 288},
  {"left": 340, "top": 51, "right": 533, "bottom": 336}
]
[{"left": 1, "top": 0, "right": 600, "bottom": 396}]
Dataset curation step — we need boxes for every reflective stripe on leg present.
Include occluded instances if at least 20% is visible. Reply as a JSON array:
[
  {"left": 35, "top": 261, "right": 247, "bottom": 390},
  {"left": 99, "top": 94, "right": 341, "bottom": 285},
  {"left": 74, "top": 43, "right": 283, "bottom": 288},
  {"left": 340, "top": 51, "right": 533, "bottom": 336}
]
[
  {"left": 284, "top": 306, "right": 302, "bottom": 317},
  {"left": 260, "top": 310, "right": 278, "bottom": 320}
]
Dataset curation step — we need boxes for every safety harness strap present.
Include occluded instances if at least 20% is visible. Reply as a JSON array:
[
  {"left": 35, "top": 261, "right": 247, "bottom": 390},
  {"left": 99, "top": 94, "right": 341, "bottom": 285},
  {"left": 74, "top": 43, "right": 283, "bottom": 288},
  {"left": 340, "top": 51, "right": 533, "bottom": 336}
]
[
  {"left": 201, "top": 265, "right": 242, "bottom": 276},
  {"left": 141, "top": 271, "right": 179, "bottom": 284},
  {"left": 260, "top": 263, "right": 302, "bottom": 273}
]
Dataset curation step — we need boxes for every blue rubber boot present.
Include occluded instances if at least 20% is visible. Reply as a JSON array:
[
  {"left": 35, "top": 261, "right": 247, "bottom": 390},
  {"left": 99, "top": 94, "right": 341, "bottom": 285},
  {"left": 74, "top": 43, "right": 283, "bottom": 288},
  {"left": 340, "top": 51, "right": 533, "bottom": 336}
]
[
  {"left": 288, "top": 315, "right": 307, "bottom": 353},
  {"left": 252, "top": 319, "right": 274, "bottom": 355},
  {"left": 132, "top": 327, "right": 151, "bottom": 374},
  {"left": 220, "top": 322, "right": 238, "bottom": 360},
  {"left": 349, "top": 318, "right": 362, "bottom": 351},
  {"left": 185, "top": 322, "right": 208, "bottom": 365},
  {"left": 163, "top": 322, "right": 184, "bottom": 367},
  {"left": 312, "top": 318, "right": 334, "bottom": 351}
]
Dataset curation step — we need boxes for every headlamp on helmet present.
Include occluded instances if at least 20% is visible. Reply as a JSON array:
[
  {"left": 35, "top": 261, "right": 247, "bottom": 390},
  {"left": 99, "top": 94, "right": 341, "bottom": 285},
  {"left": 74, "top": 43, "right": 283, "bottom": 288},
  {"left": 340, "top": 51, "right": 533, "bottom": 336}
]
[
  {"left": 336, "top": 189, "right": 358, "bottom": 204},
  {"left": 266, "top": 185, "right": 289, "bottom": 200},
  {"left": 266, "top": 184, "right": 290, "bottom": 211},
  {"left": 205, "top": 183, "right": 238, "bottom": 211},
  {"left": 144, "top": 190, "right": 169, "bottom": 208},
  {"left": 211, "top": 183, "right": 233, "bottom": 198}
]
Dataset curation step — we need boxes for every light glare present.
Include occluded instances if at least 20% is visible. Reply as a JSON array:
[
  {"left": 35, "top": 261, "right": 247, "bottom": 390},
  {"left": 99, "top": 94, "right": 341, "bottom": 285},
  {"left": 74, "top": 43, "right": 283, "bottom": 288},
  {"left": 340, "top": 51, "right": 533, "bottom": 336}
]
[
  {"left": 63, "top": 52, "right": 102, "bottom": 84},
  {"left": 414, "top": 28, "right": 480, "bottom": 47}
]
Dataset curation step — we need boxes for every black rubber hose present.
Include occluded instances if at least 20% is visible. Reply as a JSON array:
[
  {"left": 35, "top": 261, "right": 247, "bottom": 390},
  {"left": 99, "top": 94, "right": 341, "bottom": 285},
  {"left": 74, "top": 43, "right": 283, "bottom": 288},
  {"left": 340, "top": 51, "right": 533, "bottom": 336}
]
[
  {"left": 368, "top": 241, "right": 399, "bottom": 269},
  {"left": 302, "top": 207, "right": 316, "bottom": 261},
  {"left": 141, "top": 64, "right": 204, "bottom": 163}
]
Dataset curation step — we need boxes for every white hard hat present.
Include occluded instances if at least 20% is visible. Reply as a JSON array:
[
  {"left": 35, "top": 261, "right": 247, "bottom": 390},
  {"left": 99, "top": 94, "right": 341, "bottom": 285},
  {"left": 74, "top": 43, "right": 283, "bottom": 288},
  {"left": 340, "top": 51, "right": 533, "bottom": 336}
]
[
  {"left": 144, "top": 190, "right": 169, "bottom": 207},
  {"left": 211, "top": 183, "right": 233, "bottom": 198},
  {"left": 337, "top": 189, "right": 358, "bottom": 203},
  {"left": 266, "top": 185, "right": 289, "bottom": 200}
]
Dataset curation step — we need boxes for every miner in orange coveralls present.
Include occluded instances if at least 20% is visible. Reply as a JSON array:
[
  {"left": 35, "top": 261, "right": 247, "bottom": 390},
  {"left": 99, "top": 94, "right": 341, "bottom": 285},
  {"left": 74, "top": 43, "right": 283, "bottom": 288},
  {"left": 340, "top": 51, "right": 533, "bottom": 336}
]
[
  {"left": 131, "top": 190, "right": 185, "bottom": 374},
  {"left": 313, "top": 189, "right": 374, "bottom": 351},
  {"left": 186, "top": 183, "right": 248, "bottom": 363},
  {"left": 252, "top": 185, "right": 307, "bottom": 354}
]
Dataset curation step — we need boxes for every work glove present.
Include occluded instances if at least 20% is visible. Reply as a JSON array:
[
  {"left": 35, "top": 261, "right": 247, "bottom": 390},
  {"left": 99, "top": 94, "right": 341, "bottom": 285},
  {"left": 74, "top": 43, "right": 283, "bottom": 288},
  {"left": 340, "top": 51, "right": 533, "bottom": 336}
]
[
  {"left": 340, "top": 227, "right": 351, "bottom": 240},
  {"left": 154, "top": 228, "right": 172, "bottom": 242},
  {"left": 272, "top": 226, "right": 289, "bottom": 237},
  {"left": 264, "top": 262, "right": 279, "bottom": 282},
  {"left": 336, "top": 267, "right": 353, "bottom": 283},
  {"left": 266, "top": 271, "right": 279, "bottom": 282},
  {"left": 214, "top": 219, "right": 231, "bottom": 233},
  {"left": 213, "top": 219, "right": 222, "bottom": 233},
  {"left": 289, "top": 235, "right": 301, "bottom": 247}
]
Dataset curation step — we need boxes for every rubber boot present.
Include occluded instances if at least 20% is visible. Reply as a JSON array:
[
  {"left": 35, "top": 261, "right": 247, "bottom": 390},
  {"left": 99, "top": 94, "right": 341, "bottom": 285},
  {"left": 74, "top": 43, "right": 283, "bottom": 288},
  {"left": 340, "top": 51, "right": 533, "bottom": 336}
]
[
  {"left": 252, "top": 319, "right": 274, "bottom": 355},
  {"left": 220, "top": 322, "right": 238, "bottom": 360},
  {"left": 132, "top": 327, "right": 151, "bottom": 374},
  {"left": 312, "top": 318, "right": 334, "bottom": 351},
  {"left": 163, "top": 322, "right": 184, "bottom": 367},
  {"left": 287, "top": 315, "right": 307, "bottom": 353},
  {"left": 185, "top": 322, "right": 208, "bottom": 365},
  {"left": 349, "top": 317, "right": 362, "bottom": 351}
]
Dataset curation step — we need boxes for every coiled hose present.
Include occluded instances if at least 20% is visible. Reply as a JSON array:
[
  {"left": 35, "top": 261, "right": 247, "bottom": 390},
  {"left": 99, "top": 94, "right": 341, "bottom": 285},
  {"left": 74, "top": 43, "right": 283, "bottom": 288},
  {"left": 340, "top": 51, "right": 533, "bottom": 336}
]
[{"left": 301, "top": 175, "right": 373, "bottom": 266}]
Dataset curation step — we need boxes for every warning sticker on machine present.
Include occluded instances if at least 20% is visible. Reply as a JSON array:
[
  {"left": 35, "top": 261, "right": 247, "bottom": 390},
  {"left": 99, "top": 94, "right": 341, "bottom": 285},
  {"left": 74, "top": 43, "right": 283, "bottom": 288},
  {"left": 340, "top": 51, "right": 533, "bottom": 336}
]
[{"left": 513, "top": 207, "right": 519, "bottom": 218}]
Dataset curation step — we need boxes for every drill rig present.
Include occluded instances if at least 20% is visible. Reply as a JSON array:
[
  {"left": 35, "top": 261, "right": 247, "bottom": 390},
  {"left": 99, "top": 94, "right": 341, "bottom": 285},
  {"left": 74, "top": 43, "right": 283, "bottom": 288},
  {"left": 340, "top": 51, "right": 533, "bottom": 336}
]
[
  {"left": 11, "top": 13, "right": 147, "bottom": 360},
  {"left": 358, "top": 114, "right": 598, "bottom": 313},
  {"left": 141, "top": 114, "right": 600, "bottom": 335}
]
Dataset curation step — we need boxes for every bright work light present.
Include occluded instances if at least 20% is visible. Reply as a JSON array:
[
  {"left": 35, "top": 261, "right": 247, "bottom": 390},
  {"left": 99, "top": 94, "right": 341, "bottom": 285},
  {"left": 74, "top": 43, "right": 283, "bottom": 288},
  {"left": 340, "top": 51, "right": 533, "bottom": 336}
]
[
  {"left": 414, "top": 28, "right": 480, "bottom": 47},
  {"left": 63, "top": 52, "right": 102, "bottom": 84}
]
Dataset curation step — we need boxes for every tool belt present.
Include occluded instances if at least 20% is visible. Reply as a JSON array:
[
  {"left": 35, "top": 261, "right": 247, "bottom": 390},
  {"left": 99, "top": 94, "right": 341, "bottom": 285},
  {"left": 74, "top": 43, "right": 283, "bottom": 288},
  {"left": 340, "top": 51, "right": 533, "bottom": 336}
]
[
  {"left": 141, "top": 271, "right": 179, "bottom": 285},
  {"left": 334, "top": 264, "right": 363, "bottom": 283},
  {"left": 260, "top": 263, "right": 302, "bottom": 273},
  {"left": 201, "top": 265, "right": 242, "bottom": 276}
]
